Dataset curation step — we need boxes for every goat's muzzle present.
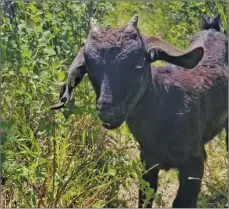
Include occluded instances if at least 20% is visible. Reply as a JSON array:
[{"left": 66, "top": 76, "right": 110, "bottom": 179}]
[{"left": 96, "top": 101, "right": 125, "bottom": 129}]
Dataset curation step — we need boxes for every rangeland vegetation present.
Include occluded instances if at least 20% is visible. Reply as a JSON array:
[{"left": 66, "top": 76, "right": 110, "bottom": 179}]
[{"left": 0, "top": 1, "right": 228, "bottom": 208}]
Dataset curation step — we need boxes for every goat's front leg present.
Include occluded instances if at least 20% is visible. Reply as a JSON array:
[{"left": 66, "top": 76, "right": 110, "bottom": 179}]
[
  {"left": 172, "top": 157, "right": 204, "bottom": 208},
  {"left": 138, "top": 163, "right": 159, "bottom": 208}
]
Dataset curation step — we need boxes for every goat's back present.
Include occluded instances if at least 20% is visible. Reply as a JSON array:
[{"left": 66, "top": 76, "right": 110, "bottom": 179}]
[{"left": 151, "top": 28, "right": 228, "bottom": 145}]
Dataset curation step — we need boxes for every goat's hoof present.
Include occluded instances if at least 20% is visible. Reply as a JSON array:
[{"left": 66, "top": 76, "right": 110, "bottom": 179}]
[{"left": 50, "top": 101, "right": 65, "bottom": 110}]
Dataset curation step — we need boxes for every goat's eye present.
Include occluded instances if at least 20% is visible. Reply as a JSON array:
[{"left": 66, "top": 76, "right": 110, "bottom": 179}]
[{"left": 136, "top": 58, "right": 145, "bottom": 70}]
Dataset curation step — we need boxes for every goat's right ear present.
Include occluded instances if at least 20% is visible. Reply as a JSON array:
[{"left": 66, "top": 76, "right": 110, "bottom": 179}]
[{"left": 50, "top": 47, "right": 87, "bottom": 110}]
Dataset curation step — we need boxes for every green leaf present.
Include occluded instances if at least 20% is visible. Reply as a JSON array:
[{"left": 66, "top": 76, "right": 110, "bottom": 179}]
[
  {"left": 9, "top": 71, "right": 15, "bottom": 75},
  {"left": 15, "top": 89, "right": 24, "bottom": 95},
  {"left": 23, "top": 50, "right": 32, "bottom": 58},
  {"left": 52, "top": 60, "right": 61, "bottom": 70},
  {"left": 38, "top": 38, "right": 48, "bottom": 47},
  {"left": 30, "top": 15, "right": 42, "bottom": 24},
  {"left": 33, "top": 74, "right": 39, "bottom": 80},
  {"left": 28, "top": 4, "right": 39, "bottom": 13},
  {"left": 40, "top": 70, "right": 49, "bottom": 78},
  {"left": 34, "top": 24, "right": 43, "bottom": 32},
  {"left": 58, "top": 71, "right": 65, "bottom": 81},
  {"left": 44, "top": 48, "right": 56, "bottom": 55},
  {"left": 20, "top": 67, "right": 29, "bottom": 74},
  {"left": 43, "top": 31, "right": 51, "bottom": 37},
  {"left": 108, "top": 167, "right": 116, "bottom": 176}
]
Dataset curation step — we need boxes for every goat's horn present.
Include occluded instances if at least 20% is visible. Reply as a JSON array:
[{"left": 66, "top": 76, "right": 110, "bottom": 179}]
[
  {"left": 129, "top": 14, "right": 138, "bottom": 28},
  {"left": 90, "top": 17, "right": 98, "bottom": 31}
]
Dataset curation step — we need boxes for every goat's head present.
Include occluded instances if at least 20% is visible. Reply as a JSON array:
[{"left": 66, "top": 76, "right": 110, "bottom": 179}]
[
  {"left": 201, "top": 14, "right": 225, "bottom": 33},
  {"left": 52, "top": 15, "right": 204, "bottom": 129}
]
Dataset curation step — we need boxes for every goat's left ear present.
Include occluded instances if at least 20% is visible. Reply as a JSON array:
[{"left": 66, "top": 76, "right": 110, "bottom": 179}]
[
  {"left": 148, "top": 47, "right": 204, "bottom": 69},
  {"left": 214, "top": 14, "right": 221, "bottom": 21}
]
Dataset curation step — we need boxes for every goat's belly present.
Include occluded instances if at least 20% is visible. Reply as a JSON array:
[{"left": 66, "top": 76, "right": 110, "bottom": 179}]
[
  {"left": 128, "top": 130, "right": 191, "bottom": 169},
  {"left": 127, "top": 119, "right": 205, "bottom": 169},
  {"left": 140, "top": 141, "right": 192, "bottom": 170}
]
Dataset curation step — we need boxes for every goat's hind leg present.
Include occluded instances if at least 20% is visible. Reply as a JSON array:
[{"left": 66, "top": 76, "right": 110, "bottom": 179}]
[
  {"left": 138, "top": 163, "right": 159, "bottom": 208},
  {"left": 172, "top": 156, "right": 204, "bottom": 208}
]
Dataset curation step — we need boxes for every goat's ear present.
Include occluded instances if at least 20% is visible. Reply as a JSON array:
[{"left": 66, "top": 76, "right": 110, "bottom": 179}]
[
  {"left": 201, "top": 15, "right": 208, "bottom": 29},
  {"left": 202, "top": 15, "right": 207, "bottom": 21},
  {"left": 202, "top": 15, "right": 208, "bottom": 24},
  {"left": 50, "top": 47, "right": 87, "bottom": 110},
  {"left": 214, "top": 14, "right": 221, "bottom": 21},
  {"left": 213, "top": 14, "right": 225, "bottom": 32},
  {"left": 148, "top": 47, "right": 204, "bottom": 69}
]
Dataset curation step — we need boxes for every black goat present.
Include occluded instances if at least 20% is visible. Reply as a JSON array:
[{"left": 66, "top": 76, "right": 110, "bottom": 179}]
[{"left": 51, "top": 15, "right": 228, "bottom": 208}]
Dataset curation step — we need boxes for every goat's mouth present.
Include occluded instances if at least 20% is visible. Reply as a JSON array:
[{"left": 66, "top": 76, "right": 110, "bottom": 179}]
[
  {"left": 102, "top": 121, "right": 124, "bottom": 130},
  {"left": 98, "top": 113, "right": 126, "bottom": 130}
]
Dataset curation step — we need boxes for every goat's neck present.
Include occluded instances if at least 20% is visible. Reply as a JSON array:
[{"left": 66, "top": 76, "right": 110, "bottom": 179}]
[{"left": 127, "top": 65, "right": 157, "bottom": 121}]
